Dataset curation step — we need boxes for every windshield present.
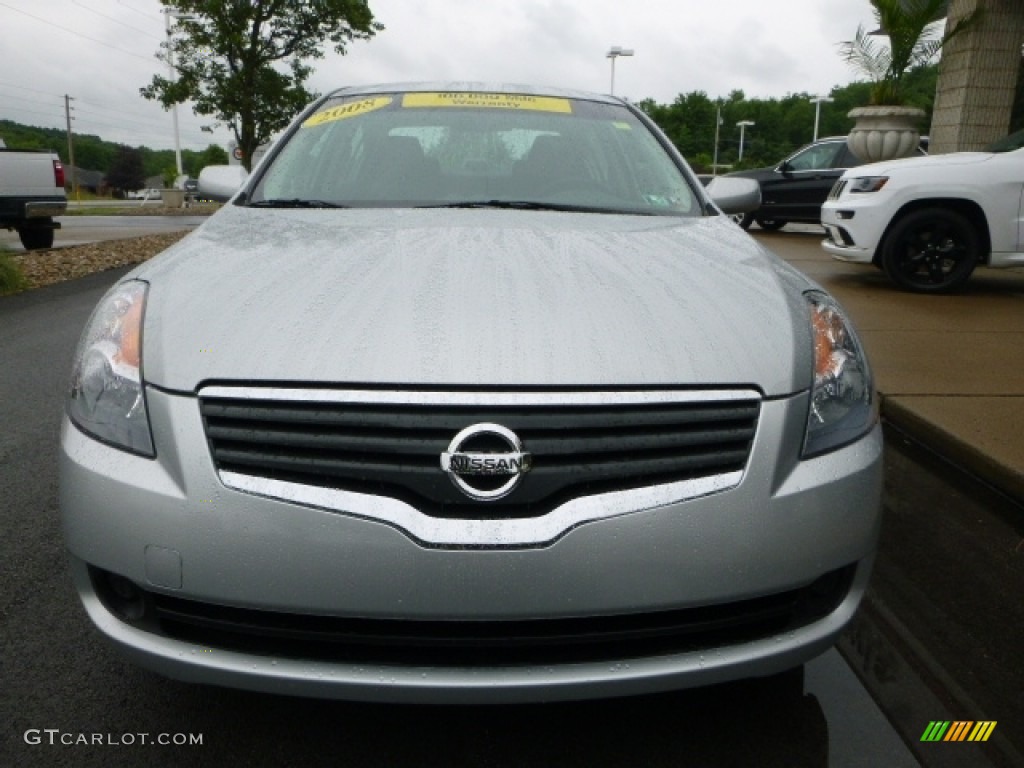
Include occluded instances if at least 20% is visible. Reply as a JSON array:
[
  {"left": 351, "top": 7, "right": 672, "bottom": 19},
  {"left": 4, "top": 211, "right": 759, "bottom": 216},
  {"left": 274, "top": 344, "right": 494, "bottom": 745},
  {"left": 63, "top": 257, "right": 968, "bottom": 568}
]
[
  {"left": 250, "top": 91, "right": 698, "bottom": 216},
  {"left": 985, "top": 128, "right": 1024, "bottom": 153}
]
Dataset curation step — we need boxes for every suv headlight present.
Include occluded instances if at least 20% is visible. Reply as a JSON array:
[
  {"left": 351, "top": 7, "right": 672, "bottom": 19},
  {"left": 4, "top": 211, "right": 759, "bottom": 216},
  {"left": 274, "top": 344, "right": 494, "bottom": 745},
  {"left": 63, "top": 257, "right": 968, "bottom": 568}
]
[
  {"left": 848, "top": 176, "right": 888, "bottom": 193},
  {"left": 802, "top": 291, "right": 876, "bottom": 458},
  {"left": 67, "top": 280, "right": 154, "bottom": 457}
]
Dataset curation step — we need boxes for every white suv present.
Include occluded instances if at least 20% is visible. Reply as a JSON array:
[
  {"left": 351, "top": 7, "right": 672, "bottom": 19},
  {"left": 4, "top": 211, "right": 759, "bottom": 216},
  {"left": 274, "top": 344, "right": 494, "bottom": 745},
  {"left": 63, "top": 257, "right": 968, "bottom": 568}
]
[{"left": 821, "top": 130, "right": 1024, "bottom": 293}]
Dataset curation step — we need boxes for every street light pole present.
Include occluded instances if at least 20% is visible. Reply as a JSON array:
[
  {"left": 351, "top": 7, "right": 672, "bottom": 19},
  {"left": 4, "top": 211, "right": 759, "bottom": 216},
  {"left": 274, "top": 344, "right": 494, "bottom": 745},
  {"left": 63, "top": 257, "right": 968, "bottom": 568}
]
[
  {"left": 164, "top": 9, "right": 183, "bottom": 178},
  {"left": 606, "top": 46, "right": 634, "bottom": 96},
  {"left": 811, "top": 95, "right": 833, "bottom": 141},
  {"left": 736, "top": 120, "right": 755, "bottom": 161},
  {"left": 713, "top": 102, "right": 722, "bottom": 175}
]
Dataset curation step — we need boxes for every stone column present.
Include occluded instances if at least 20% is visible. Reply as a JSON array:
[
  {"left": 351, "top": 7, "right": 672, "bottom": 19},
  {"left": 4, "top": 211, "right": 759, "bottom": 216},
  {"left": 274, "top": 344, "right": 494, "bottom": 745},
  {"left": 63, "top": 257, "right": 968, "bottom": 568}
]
[{"left": 930, "top": 0, "right": 1024, "bottom": 153}]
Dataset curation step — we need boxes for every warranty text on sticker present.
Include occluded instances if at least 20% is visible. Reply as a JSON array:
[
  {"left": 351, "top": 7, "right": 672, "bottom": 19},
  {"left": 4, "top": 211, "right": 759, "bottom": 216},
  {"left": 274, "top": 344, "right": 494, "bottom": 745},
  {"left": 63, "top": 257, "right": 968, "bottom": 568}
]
[
  {"left": 303, "top": 97, "right": 393, "bottom": 128},
  {"left": 402, "top": 93, "right": 572, "bottom": 113}
]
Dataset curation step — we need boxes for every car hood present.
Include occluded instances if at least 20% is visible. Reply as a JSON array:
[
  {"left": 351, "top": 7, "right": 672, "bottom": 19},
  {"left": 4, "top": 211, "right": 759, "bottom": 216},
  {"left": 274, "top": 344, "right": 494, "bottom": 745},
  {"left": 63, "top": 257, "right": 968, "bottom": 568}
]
[
  {"left": 135, "top": 206, "right": 814, "bottom": 396},
  {"left": 724, "top": 165, "right": 779, "bottom": 182},
  {"left": 846, "top": 150, "right": 994, "bottom": 176}
]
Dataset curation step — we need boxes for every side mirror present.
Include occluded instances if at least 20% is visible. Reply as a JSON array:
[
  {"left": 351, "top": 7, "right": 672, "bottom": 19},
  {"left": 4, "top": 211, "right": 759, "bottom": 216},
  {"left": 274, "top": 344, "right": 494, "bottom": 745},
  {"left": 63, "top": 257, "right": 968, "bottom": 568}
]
[
  {"left": 705, "top": 176, "right": 760, "bottom": 215},
  {"left": 198, "top": 165, "right": 248, "bottom": 202},
  {"left": 778, "top": 160, "right": 792, "bottom": 174}
]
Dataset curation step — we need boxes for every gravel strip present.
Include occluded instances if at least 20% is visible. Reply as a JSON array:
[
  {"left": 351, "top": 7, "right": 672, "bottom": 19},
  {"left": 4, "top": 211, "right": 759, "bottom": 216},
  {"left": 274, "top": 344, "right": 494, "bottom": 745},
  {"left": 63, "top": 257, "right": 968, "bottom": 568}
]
[
  {"left": 9, "top": 233, "right": 187, "bottom": 290},
  {"left": 65, "top": 203, "right": 222, "bottom": 217}
]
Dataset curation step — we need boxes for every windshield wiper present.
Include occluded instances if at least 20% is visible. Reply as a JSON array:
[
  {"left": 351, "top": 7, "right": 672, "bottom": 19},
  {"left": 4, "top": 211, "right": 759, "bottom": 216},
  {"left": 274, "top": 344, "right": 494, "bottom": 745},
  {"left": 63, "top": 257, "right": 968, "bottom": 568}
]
[
  {"left": 416, "top": 199, "right": 654, "bottom": 215},
  {"left": 247, "top": 198, "right": 350, "bottom": 208}
]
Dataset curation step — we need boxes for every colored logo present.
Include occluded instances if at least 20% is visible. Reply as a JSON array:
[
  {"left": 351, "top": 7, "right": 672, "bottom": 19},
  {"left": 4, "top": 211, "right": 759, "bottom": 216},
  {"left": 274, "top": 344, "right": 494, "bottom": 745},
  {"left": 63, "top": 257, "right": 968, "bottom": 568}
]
[{"left": 920, "top": 721, "right": 997, "bottom": 742}]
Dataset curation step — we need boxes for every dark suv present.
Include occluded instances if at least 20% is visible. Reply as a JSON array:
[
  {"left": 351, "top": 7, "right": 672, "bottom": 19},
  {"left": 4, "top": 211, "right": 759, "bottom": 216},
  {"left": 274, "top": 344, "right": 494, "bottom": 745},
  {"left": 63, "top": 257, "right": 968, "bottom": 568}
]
[{"left": 725, "top": 137, "right": 924, "bottom": 231}]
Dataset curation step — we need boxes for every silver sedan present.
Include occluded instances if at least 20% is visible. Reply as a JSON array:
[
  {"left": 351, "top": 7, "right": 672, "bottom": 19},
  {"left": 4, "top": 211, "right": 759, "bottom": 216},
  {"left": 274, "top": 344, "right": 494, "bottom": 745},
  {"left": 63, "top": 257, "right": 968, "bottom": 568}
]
[{"left": 60, "top": 83, "right": 881, "bottom": 703}]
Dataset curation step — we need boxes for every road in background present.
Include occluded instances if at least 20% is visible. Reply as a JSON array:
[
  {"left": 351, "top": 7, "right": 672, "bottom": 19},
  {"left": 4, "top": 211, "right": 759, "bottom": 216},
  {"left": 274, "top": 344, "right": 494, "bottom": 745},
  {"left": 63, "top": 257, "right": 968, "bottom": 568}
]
[{"left": 1, "top": 214, "right": 207, "bottom": 252}]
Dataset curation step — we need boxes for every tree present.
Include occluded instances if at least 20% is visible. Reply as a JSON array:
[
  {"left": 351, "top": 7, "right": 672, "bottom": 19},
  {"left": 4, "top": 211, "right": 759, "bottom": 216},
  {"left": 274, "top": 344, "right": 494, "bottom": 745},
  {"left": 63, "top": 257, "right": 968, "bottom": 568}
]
[
  {"left": 188, "top": 143, "right": 230, "bottom": 177},
  {"left": 141, "top": 0, "right": 382, "bottom": 170},
  {"left": 106, "top": 145, "right": 146, "bottom": 192},
  {"left": 839, "top": 0, "right": 977, "bottom": 105}
]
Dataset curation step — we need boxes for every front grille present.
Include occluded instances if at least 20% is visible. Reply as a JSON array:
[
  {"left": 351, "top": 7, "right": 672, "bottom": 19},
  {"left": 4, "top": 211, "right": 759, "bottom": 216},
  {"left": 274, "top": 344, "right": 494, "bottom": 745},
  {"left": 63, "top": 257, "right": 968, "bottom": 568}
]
[
  {"left": 827, "top": 179, "right": 847, "bottom": 200},
  {"left": 141, "top": 566, "right": 855, "bottom": 666},
  {"left": 199, "top": 389, "right": 760, "bottom": 519}
]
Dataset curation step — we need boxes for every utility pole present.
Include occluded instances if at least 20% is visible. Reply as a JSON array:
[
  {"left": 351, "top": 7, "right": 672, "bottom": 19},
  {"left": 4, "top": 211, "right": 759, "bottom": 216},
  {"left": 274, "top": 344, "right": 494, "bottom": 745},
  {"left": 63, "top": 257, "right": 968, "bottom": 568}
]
[
  {"left": 64, "top": 94, "right": 78, "bottom": 202},
  {"left": 713, "top": 102, "right": 722, "bottom": 176}
]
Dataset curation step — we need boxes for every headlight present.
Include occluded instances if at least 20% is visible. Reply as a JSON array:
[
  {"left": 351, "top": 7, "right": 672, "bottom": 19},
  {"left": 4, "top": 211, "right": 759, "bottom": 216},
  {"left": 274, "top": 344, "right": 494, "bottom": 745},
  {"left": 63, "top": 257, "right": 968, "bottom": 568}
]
[
  {"left": 847, "top": 176, "right": 888, "bottom": 193},
  {"left": 67, "top": 280, "right": 154, "bottom": 457},
  {"left": 802, "top": 291, "right": 876, "bottom": 458}
]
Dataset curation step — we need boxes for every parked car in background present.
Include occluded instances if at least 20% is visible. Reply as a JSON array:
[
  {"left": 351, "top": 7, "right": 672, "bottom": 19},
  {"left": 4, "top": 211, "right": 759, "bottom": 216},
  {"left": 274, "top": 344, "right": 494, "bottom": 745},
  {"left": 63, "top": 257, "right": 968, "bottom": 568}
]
[
  {"left": 726, "top": 136, "right": 925, "bottom": 231},
  {"left": 0, "top": 138, "right": 66, "bottom": 249},
  {"left": 61, "top": 82, "right": 881, "bottom": 704},
  {"left": 822, "top": 128, "right": 1024, "bottom": 293}
]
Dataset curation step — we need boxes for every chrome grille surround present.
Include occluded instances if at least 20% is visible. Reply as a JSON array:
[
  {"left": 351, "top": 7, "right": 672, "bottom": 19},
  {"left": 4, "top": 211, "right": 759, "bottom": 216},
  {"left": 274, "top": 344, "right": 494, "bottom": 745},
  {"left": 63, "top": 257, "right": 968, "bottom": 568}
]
[{"left": 200, "top": 386, "right": 761, "bottom": 548}]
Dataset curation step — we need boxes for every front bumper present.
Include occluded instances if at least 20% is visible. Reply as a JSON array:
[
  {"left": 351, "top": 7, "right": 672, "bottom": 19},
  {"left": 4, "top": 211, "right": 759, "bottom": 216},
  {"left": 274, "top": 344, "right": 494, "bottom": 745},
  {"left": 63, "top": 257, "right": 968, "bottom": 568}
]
[
  {"left": 820, "top": 200, "right": 893, "bottom": 264},
  {"left": 821, "top": 237, "right": 874, "bottom": 263},
  {"left": 60, "top": 387, "right": 883, "bottom": 703}
]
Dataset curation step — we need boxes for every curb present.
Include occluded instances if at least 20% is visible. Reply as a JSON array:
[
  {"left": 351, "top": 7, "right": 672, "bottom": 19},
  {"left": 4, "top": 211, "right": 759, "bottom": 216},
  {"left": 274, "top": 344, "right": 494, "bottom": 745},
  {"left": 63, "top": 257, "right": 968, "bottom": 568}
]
[{"left": 880, "top": 396, "right": 1024, "bottom": 506}]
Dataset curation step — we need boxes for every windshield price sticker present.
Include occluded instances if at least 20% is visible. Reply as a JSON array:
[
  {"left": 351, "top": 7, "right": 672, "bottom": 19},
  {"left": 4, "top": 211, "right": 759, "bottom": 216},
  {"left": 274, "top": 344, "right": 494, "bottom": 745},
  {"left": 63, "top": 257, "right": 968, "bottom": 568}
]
[
  {"left": 302, "top": 97, "right": 393, "bottom": 128},
  {"left": 402, "top": 93, "right": 572, "bottom": 113}
]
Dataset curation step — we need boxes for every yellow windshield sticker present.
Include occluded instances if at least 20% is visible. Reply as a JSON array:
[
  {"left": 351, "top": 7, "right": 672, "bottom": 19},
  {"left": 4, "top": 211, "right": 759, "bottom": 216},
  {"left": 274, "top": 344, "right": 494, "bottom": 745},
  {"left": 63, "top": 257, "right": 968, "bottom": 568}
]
[
  {"left": 402, "top": 93, "right": 572, "bottom": 113},
  {"left": 613, "top": 122, "right": 633, "bottom": 131},
  {"left": 302, "top": 97, "right": 393, "bottom": 128}
]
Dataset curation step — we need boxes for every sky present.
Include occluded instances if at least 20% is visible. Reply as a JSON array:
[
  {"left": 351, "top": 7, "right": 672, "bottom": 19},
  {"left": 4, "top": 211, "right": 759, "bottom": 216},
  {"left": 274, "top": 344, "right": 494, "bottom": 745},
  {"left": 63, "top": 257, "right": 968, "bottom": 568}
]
[{"left": 0, "top": 0, "right": 880, "bottom": 154}]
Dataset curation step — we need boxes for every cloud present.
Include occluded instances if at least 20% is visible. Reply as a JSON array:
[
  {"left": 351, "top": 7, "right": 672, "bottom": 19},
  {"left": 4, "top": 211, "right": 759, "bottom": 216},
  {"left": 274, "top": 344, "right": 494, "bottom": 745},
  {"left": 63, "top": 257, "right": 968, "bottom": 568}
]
[{"left": 0, "top": 0, "right": 876, "bottom": 151}]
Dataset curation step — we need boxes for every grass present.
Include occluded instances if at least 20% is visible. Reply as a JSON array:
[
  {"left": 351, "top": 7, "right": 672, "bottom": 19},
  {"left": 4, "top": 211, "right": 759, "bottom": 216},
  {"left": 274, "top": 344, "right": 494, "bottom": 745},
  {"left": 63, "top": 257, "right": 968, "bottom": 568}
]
[
  {"left": 62, "top": 206, "right": 138, "bottom": 216},
  {"left": 0, "top": 248, "right": 28, "bottom": 295},
  {"left": 62, "top": 201, "right": 221, "bottom": 217}
]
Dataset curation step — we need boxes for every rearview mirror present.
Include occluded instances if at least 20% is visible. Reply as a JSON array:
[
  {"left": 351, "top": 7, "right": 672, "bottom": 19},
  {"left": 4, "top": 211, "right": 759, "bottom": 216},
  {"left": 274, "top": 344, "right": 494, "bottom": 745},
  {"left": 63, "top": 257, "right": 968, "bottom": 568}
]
[
  {"left": 705, "top": 176, "right": 760, "bottom": 215},
  {"left": 198, "top": 165, "right": 248, "bottom": 203}
]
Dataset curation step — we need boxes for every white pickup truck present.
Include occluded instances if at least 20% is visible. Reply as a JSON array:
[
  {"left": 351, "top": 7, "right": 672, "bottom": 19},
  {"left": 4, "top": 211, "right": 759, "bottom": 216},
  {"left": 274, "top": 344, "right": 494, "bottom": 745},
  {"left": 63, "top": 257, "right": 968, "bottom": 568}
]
[
  {"left": 0, "top": 137, "right": 68, "bottom": 250},
  {"left": 821, "top": 129, "right": 1024, "bottom": 293}
]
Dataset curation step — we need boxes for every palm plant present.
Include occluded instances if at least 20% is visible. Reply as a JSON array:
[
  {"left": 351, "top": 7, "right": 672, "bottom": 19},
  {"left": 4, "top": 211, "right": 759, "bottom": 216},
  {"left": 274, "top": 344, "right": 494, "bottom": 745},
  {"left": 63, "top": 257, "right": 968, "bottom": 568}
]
[{"left": 840, "top": 0, "right": 979, "bottom": 105}]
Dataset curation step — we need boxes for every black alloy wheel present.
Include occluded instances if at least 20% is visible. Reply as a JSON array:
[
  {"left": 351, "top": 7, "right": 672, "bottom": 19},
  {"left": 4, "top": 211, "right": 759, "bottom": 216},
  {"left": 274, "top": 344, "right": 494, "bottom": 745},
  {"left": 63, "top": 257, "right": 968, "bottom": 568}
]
[
  {"left": 731, "top": 212, "right": 754, "bottom": 229},
  {"left": 880, "top": 208, "right": 979, "bottom": 293}
]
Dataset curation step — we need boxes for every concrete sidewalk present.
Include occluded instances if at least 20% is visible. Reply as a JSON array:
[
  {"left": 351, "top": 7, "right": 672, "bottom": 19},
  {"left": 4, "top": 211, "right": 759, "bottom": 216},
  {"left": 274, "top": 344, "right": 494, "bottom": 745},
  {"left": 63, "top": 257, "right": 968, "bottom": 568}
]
[{"left": 753, "top": 226, "right": 1024, "bottom": 503}]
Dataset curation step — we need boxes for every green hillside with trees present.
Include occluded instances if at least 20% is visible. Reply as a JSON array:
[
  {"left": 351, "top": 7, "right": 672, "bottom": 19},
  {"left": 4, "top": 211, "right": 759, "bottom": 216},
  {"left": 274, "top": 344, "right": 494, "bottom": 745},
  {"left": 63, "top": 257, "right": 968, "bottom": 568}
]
[
  {"left": 0, "top": 118, "right": 227, "bottom": 187},
  {"left": 4, "top": 58, "right": 1021, "bottom": 183},
  {"left": 638, "top": 66, "right": 941, "bottom": 172},
  {"left": 640, "top": 58, "right": 1023, "bottom": 172}
]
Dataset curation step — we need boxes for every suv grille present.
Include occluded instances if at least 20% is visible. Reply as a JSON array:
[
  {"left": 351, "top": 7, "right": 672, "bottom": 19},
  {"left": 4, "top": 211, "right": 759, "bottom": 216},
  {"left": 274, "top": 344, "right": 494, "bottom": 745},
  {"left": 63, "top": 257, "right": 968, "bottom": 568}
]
[
  {"left": 200, "top": 389, "right": 760, "bottom": 519},
  {"left": 827, "top": 179, "right": 847, "bottom": 200}
]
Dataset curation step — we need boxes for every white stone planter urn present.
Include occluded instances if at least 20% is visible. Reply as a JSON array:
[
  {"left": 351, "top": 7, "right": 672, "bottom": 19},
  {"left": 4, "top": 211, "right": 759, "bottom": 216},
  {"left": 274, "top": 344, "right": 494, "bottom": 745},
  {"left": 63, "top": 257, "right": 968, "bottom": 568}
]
[
  {"left": 846, "top": 106, "right": 926, "bottom": 162},
  {"left": 161, "top": 188, "right": 186, "bottom": 208}
]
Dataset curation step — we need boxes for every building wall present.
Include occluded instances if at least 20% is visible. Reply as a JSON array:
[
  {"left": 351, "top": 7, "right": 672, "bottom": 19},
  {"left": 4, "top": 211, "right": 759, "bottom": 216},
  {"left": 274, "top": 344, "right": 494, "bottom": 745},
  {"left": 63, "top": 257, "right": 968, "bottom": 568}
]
[{"left": 930, "top": 0, "right": 1024, "bottom": 153}]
